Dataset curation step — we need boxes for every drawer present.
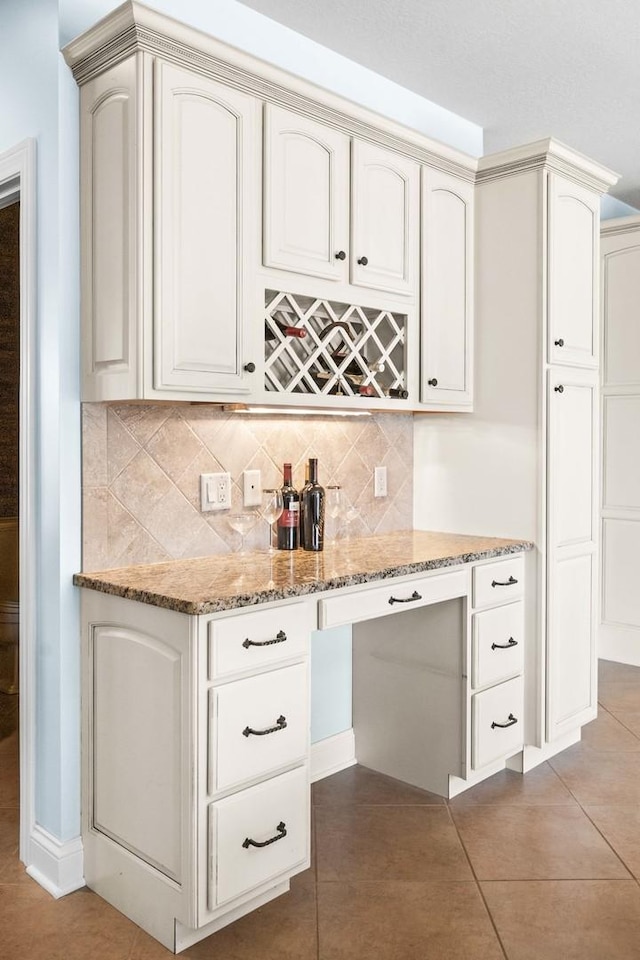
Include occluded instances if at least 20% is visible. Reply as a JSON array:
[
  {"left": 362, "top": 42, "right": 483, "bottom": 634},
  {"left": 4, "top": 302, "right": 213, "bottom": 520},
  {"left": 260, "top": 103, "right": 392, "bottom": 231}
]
[
  {"left": 473, "top": 555, "right": 525, "bottom": 609},
  {"left": 319, "top": 569, "right": 470, "bottom": 630},
  {"left": 472, "top": 601, "right": 524, "bottom": 690},
  {"left": 472, "top": 675, "right": 524, "bottom": 770},
  {"left": 209, "top": 765, "right": 309, "bottom": 908},
  {"left": 210, "top": 662, "right": 309, "bottom": 793},
  {"left": 209, "top": 602, "right": 311, "bottom": 680}
]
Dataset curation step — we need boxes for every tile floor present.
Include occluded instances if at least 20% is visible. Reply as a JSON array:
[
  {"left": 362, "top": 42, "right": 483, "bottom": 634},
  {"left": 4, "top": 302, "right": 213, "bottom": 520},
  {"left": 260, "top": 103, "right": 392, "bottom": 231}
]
[{"left": 3, "top": 660, "right": 640, "bottom": 958}]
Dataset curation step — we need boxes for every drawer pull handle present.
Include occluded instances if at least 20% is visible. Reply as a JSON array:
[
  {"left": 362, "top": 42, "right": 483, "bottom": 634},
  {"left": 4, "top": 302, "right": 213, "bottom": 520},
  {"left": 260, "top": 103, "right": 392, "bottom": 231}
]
[
  {"left": 491, "top": 576, "right": 518, "bottom": 588},
  {"left": 242, "top": 821, "right": 287, "bottom": 849},
  {"left": 491, "top": 713, "right": 518, "bottom": 730},
  {"left": 491, "top": 637, "right": 518, "bottom": 650},
  {"left": 242, "top": 715, "right": 287, "bottom": 738},
  {"left": 388, "top": 590, "right": 422, "bottom": 605},
  {"left": 242, "top": 630, "right": 287, "bottom": 649}
]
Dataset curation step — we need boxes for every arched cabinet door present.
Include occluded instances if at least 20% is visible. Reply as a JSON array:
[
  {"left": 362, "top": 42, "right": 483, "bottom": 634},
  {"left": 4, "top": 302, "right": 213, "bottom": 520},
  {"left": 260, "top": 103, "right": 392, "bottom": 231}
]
[
  {"left": 350, "top": 140, "right": 419, "bottom": 297},
  {"left": 154, "top": 61, "right": 259, "bottom": 395},
  {"left": 263, "top": 104, "right": 350, "bottom": 281},
  {"left": 421, "top": 168, "right": 474, "bottom": 406},
  {"left": 548, "top": 173, "right": 599, "bottom": 368}
]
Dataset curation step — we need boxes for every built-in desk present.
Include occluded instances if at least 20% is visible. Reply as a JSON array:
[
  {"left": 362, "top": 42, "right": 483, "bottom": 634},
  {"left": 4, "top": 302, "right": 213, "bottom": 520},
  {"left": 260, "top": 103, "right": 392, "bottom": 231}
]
[{"left": 74, "top": 530, "right": 533, "bottom": 952}]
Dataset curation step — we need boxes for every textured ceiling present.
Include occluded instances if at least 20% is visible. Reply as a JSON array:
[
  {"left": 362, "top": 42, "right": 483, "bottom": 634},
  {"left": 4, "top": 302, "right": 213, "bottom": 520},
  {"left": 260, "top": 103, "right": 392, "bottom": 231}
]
[{"left": 238, "top": 0, "right": 640, "bottom": 207}]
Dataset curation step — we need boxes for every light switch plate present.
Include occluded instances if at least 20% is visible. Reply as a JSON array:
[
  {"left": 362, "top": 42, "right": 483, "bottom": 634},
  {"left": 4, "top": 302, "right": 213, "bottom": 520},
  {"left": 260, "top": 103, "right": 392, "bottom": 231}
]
[
  {"left": 374, "top": 465, "right": 388, "bottom": 498},
  {"left": 243, "top": 469, "right": 262, "bottom": 507},
  {"left": 200, "top": 472, "right": 231, "bottom": 512}
]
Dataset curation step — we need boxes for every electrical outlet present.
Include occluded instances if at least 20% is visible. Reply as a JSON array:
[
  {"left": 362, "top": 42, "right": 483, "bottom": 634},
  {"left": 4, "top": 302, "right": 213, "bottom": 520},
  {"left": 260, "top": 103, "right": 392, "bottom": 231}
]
[
  {"left": 243, "top": 469, "right": 262, "bottom": 507},
  {"left": 200, "top": 472, "right": 231, "bottom": 512},
  {"left": 374, "top": 465, "right": 388, "bottom": 498}
]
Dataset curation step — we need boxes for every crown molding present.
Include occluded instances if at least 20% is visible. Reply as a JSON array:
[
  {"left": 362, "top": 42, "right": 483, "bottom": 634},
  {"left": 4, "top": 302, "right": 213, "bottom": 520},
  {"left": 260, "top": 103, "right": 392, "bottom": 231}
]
[
  {"left": 601, "top": 213, "right": 640, "bottom": 237},
  {"left": 62, "top": 1, "right": 477, "bottom": 182},
  {"left": 477, "top": 138, "right": 619, "bottom": 194}
]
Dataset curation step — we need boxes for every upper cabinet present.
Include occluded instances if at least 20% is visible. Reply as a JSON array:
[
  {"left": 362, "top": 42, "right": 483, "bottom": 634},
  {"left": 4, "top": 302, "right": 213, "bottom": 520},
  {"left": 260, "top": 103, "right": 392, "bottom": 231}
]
[
  {"left": 350, "top": 141, "right": 419, "bottom": 297},
  {"left": 263, "top": 105, "right": 419, "bottom": 299},
  {"left": 154, "top": 62, "right": 259, "bottom": 395},
  {"left": 548, "top": 174, "right": 599, "bottom": 368},
  {"left": 420, "top": 168, "right": 474, "bottom": 406},
  {"left": 263, "top": 105, "right": 350, "bottom": 282},
  {"left": 80, "top": 54, "right": 260, "bottom": 402}
]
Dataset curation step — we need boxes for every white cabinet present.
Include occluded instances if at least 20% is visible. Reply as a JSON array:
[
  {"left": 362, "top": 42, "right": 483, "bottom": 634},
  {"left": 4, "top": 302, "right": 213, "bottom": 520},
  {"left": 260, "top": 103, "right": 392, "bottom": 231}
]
[
  {"left": 79, "top": 54, "right": 260, "bottom": 401},
  {"left": 154, "top": 62, "right": 259, "bottom": 395},
  {"left": 547, "top": 367, "right": 598, "bottom": 739},
  {"left": 421, "top": 168, "right": 474, "bottom": 405},
  {"left": 263, "top": 105, "right": 350, "bottom": 281},
  {"left": 600, "top": 216, "right": 640, "bottom": 664},
  {"left": 350, "top": 140, "right": 419, "bottom": 296},
  {"left": 263, "top": 106, "right": 419, "bottom": 298},
  {"left": 548, "top": 173, "right": 599, "bottom": 368}
]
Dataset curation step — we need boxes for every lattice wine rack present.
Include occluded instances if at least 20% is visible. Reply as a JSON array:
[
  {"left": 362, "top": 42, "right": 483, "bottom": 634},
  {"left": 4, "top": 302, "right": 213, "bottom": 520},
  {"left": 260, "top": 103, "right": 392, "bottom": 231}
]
[{"left": 264, "top": 290, "right": 408, "bottom": 400}]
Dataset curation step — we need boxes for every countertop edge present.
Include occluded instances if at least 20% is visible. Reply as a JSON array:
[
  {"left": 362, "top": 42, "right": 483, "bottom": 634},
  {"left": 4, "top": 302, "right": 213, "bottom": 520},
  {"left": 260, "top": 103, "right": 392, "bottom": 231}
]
[{"left": 73, "top": 540, "right": 534, "bottom": 616}]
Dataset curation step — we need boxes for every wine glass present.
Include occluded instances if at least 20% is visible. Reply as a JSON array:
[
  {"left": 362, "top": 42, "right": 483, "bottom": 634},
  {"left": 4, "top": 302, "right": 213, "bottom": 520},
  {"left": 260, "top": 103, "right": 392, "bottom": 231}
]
[
  {"left": 326, "top": 485, "right": 342, "bottom": 540},
  {"left": 226, "top": 511, "right": 260, "bottom": 553},
  {"left": 261, "top": 488, "right": 284, "bottom": 554}
]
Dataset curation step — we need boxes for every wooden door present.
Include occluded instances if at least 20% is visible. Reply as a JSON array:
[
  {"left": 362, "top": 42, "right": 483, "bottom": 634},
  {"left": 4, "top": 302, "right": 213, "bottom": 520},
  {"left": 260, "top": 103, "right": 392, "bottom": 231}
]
[
  {"left": 548, "top": 173, "right": 599, "bottom": 367},
  {"left": 351, "top": 140, "right": 419, "bottom": 297},
  {"left": 421, "top": 168, "right": 474, "bottom": 405},
  {"left": 547, "top": 367, "right": 598, "bottom": 739},
  {"left": 154, "top": 61, "right": 259, "bottom": 395},
  {"left": 263, "top": 105, "right": 349, "bottom": 281}
]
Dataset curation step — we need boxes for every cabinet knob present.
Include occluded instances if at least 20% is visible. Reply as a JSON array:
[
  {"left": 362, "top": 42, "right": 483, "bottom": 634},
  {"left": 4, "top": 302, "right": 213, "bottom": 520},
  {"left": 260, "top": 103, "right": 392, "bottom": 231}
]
[
  {"left": 357, "top": 255, "right": 369, "bottom": 266},
  {"left": 428, "top": 378, "right": 438, "bottom": 387},
  {"left": 554, "top": 338, "right": 565, "bottom": 347},
  {"left": 554, "top": 384, "right": 564, "bottom": 393},
  {"left": 244, "top": 362, "right": 256, "bottom": 373},
  {"left": 335, "top": 250, "right": 346, "bottom": 261}
]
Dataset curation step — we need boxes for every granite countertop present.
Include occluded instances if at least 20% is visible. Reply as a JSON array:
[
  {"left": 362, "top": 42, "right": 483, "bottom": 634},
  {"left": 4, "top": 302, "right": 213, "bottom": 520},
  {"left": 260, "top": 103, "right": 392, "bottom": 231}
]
[{"left": 73, "top": 530, "right": 533, "bottom": 615}]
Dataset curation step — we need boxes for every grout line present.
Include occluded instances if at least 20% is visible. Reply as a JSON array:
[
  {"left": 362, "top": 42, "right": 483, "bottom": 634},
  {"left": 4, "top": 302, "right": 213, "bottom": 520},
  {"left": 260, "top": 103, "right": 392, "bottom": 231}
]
[{"left": 445, "top": 803, "right": 510, "bottom": 960}]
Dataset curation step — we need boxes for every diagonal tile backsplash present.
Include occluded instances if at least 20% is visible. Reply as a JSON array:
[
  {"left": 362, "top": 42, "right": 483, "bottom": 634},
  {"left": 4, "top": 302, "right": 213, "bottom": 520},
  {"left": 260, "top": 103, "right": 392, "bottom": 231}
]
[{"left": 82, "top": 403, "right": 414, "bottom": 571}]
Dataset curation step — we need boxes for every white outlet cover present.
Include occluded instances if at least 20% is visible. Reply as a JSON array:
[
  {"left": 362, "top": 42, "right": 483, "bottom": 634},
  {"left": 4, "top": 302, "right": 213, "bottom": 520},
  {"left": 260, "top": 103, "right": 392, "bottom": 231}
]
[
  {"left": 374, "top": 465, "right": 388, "bottom": 498},
  {"left": 201, "top": 472, "right": 231, "bottom": 512},
  {"left": 243, "top": 469, "right": 262, "bottom": 507}
]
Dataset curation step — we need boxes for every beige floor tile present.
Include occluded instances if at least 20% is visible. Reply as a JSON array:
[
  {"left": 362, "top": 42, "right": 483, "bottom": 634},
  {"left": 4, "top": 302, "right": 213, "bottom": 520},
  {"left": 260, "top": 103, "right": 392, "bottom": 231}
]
[
  {"left": 612, "top": 711, "right": 640, "bottom": 738},
  {"left": 315, "top": 806, "right": 472, "bottom": 881},
  {"left": 317, "top": 881, "right": 503, "bottom": 960},
  {"left": 580, "top": 708, "right": 640, "bottom": 751},
  {"left": 599, "top": 659, "right": 640, "bottom": 683},
  {"left": 449, "top": 762, "right": 575, "bottom": 806},
  {"left": 583, "top": 804, "right": 640, "bottom": 878},
  {"left": 312, "top": 764, "right": 445, "bottom": 807},
  {"left": 599, "top": 681, "right": 640, "bottom": 715},
  {"left": 482, "top": 879, "right": 640, "bottom": 960},
  {"left": 451, "top": 805, "right": 629, "bottom": 880},
  {"left": 549, "top": 748, "right": 640, "bottom": 804}
]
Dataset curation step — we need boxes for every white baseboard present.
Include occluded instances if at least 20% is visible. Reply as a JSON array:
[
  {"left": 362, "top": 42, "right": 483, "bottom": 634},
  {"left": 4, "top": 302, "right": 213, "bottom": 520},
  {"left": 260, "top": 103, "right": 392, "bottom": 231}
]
[
  {"left": 26, "top": 825, "right": 85, "bottom": 898},
  {"left": 310, "top": 729, "right": 356, "bottom": 783},
  {"left": 599, "top": 628, "right": 640, "bottom": 667},
  {"left": 507, "top": 728, "right": 582, "bottom": 773}
]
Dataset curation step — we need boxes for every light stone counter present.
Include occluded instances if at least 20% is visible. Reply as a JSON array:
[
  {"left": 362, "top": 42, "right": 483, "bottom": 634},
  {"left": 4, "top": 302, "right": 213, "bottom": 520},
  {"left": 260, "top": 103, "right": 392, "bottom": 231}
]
[{"left": 74, "top": 531, "right": 534, "bottom": 615}]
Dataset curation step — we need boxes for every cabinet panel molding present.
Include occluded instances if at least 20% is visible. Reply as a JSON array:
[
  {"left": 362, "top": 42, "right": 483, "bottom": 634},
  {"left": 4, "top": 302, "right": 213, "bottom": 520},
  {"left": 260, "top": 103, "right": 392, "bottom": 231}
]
[{"left": 602, "top": 244, "right": 640, "bottom": 388}]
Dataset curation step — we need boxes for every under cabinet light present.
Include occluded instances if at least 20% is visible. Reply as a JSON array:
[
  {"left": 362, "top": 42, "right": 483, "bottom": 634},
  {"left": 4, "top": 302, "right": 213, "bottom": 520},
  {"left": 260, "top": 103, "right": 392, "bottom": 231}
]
[{"left": 225, "top": 405, "right": 372, "bottom": 417}]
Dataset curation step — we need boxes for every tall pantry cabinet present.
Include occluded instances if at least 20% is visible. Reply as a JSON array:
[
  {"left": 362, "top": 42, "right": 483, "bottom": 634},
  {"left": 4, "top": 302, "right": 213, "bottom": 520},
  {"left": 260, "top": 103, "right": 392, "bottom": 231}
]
[
  {"left": 600, "top": 215, "right": 640, "bottom": 665},
  {"left": 414, "top": 140, "right": 617, "bottom": 765}
]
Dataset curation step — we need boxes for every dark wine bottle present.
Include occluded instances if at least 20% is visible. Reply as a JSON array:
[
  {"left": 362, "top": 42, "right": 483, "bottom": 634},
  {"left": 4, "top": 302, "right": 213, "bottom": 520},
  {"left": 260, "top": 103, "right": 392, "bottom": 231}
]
[
  {"left": 298, "top": 461, "right": 311, "bottom": 549},
  {"left": 277, "top": 463, "right": 299, "bottom": 550},
  {"left": 265, "top": 320, "right": 307, "bottom": 341},
  {"left": 301, "top": 458, "right": 325, "bottom": 552},
  {"left": 387, "top": 387, "right": 409, "bottom": 399}
]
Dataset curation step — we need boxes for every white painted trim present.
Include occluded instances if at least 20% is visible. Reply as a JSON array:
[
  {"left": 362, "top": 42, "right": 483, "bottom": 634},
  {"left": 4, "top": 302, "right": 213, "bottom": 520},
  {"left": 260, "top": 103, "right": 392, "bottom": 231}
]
[
  {"left": 26, "top": 825, "right": 85, "bottom": 899},
  {"left": 598, "top": 633, "right": 640, "bottom": 667},
  {"left": 506, "top": 727, "right": 581, "bottom": 773},
  {"left": 310, "top": 729, "right": 356, "bottom": 783},
  {"left": 0, "top": 139, "right": 37, "bottom": 870}
]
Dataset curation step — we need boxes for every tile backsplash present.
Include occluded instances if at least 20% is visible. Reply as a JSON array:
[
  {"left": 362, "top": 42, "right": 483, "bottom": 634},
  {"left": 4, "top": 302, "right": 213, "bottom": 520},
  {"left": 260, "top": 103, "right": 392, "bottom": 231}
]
[{"left": 82, "top": 403, "right": 414, "bottom": 571}]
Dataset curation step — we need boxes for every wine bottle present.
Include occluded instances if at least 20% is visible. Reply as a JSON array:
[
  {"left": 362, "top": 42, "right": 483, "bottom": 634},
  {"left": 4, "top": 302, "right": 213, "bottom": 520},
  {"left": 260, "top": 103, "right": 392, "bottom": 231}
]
[
  {"left": 301, "top": 458, "right": 325, "bottom": 552},
  {"left": 387, "top": 387, "right": 409, "bottom": 399},
  {"left": 265, "top": 319, "right": 307, "bottom": 341},
  {"left": 277, "top": 463, "right": 299, "bottom": 551},
  {"left": 298, "top": 461, "right": 311, "bottom": 549}
]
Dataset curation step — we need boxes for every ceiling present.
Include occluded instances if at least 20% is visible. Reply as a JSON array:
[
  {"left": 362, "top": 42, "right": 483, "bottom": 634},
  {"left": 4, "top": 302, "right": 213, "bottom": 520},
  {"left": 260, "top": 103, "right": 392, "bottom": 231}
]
[{"left": 238, "top": 0, "right": 640, "bottom": 208}]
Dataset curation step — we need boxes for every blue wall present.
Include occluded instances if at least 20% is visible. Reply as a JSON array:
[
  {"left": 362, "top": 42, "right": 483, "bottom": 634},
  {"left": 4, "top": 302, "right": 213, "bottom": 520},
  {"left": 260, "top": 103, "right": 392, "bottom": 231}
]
[{"left": 3, "top": 0, "right": 483, "bottom": 846}]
